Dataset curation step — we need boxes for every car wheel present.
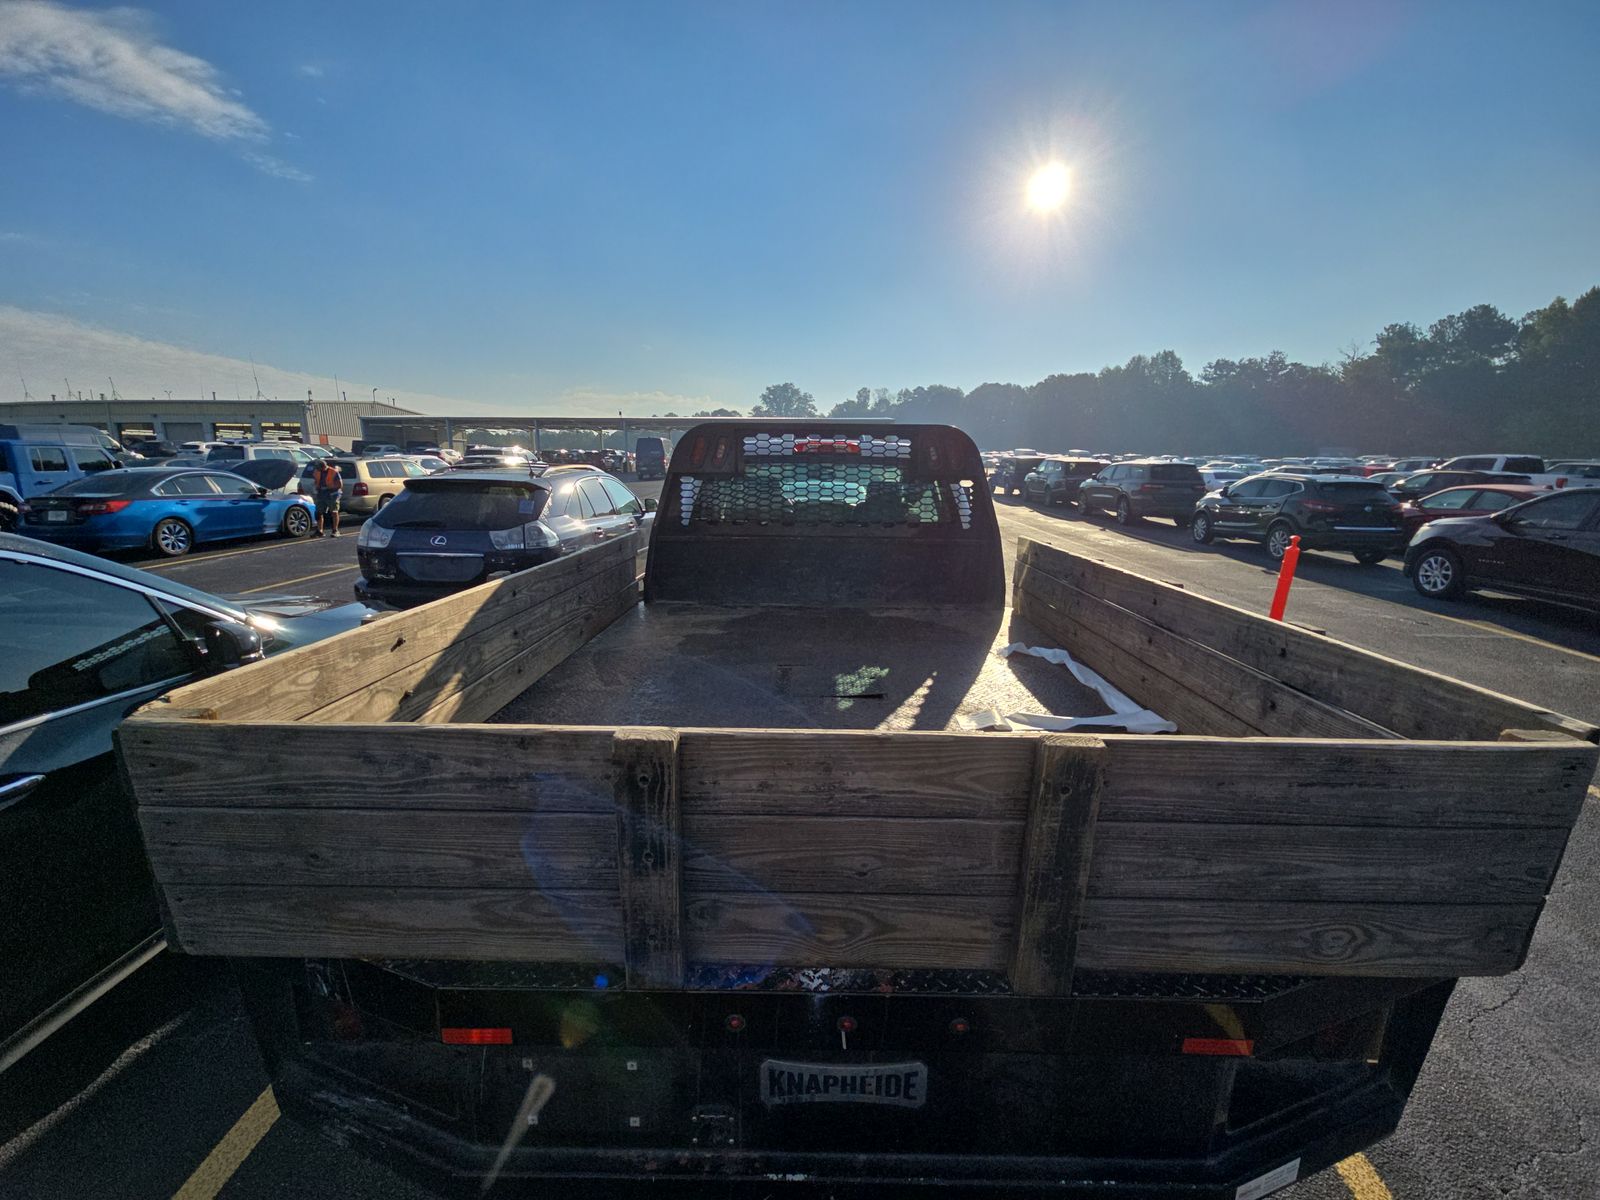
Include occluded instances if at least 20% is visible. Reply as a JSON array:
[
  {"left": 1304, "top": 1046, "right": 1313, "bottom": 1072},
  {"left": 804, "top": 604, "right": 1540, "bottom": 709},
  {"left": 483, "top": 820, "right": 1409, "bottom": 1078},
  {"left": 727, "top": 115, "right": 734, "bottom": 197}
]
[
  {"left": 1352, "top": 547, "right": 1386, "bottom": 565},
  {"left": 1115, "top": 497, "right": 1136, "bottom": 525},
  {"left": 1191, "top": 512, "right": 1215, "bottom": 544},
  {"left": 152, "top": 517, "right": 194, "bottom": 557},
  {"left": 1266, "top": 522, "right": 1294, "bottom": 561},
  {"left": 1412, "top": 546, "right": 1465, "bottom": 599},
  {"left": 0, "top": 496, "right": 18, "bottom": 533},
  {"left": 377, "top": 494, "right": 392, "bottom": 509},
  {"left": 282, "top": 505, "right": 312, "bottom": 539}
]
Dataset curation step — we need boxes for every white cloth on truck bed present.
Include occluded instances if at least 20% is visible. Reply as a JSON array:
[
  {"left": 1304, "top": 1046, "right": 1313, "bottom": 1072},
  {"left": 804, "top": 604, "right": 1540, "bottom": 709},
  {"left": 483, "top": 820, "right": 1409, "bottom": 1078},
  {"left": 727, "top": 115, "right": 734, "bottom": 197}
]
[{"left": 960, "top": 642, "right": 1177, "bottom": 734}]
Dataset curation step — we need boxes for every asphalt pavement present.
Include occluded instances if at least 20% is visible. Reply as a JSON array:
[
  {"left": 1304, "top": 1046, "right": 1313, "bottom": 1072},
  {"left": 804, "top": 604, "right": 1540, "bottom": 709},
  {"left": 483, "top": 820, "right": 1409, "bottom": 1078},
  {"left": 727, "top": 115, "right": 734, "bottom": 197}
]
[{"left": 2, "top": 483, "right": 1596, "bottom": 1200}]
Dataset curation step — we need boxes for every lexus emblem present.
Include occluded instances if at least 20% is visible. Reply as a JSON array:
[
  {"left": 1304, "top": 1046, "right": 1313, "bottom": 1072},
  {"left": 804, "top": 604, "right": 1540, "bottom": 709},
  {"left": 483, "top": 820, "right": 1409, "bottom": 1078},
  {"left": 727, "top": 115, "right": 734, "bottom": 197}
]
[{"left": 430, "top": 535, "right": 448, "bottom": 546}]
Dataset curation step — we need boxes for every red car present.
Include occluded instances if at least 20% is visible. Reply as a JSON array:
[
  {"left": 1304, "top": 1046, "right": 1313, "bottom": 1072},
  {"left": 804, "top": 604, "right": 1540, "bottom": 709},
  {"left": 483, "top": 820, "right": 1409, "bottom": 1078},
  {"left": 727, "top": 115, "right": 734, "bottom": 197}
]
[{"left": 1398, "top": 483, "right": 1546, "bottom": 536}]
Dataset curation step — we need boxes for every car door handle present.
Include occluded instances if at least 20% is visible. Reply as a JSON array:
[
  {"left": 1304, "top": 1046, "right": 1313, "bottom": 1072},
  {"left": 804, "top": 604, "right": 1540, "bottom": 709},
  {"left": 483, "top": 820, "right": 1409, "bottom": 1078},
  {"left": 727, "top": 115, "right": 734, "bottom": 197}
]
[
  {"left": 1545, "top": 534, "right": 1567, "bottom": 541},
  {"left": 0, "top": 774, "right": 46, "bottom": 815}
]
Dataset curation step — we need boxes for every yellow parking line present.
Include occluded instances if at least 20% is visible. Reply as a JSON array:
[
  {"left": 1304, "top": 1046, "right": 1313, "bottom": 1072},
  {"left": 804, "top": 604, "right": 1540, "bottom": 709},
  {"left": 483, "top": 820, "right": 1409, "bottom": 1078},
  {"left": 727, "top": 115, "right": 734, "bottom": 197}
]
[
  {"left": 1335, "top": 1153, "right": 1393, "bottom": 1200},
  {"left": 234, "top": 564, "right": 357, "bottom": 594},
  {"left": 171, "top": 1085, "right": 279, "bottom": 1200},
  {"left": 142, "top": 540, "right": 305, "bottom": 571},
  {"left": 1419, "top": 610, "right": 1600, "bottom": 667}
]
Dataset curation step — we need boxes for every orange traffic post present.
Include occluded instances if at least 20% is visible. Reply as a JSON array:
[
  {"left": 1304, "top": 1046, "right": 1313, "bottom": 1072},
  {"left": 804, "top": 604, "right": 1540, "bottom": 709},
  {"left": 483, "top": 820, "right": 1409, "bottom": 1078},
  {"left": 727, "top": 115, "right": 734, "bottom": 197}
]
[{"left": 1268, "top": 534, "right": 1301, "bottom": 621}]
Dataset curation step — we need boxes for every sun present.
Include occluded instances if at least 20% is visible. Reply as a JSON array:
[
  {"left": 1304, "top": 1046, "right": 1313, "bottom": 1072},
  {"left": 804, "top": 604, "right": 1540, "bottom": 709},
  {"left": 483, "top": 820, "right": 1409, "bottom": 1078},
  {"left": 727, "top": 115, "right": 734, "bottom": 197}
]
[{"left": 1025, "top": 161, "right": 1071, "bottom": 213}]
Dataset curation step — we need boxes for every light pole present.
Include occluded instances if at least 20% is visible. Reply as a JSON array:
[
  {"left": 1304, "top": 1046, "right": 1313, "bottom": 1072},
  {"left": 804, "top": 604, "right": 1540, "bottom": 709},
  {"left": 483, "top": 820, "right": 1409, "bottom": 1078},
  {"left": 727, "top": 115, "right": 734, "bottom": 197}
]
[{"left": 372, "top": 387, "right": 378, "bottom": 406}]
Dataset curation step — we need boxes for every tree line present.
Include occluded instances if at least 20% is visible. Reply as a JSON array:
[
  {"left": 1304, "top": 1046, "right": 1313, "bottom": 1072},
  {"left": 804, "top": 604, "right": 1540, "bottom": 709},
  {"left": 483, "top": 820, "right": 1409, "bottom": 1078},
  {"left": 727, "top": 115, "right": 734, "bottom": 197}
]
[{"left": 724, "top": 287, "right": 1600, "bottom": 456}]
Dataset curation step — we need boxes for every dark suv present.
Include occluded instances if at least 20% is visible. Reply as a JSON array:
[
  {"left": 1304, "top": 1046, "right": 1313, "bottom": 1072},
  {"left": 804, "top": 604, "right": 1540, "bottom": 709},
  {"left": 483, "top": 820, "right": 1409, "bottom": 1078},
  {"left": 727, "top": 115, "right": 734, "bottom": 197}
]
[
  {"left": 1191, "top": 473, "right": 1405, "bottom": 563},
  {"left": 1404, "top": 487, "right": 1600, "bottom": 612},
  {"left": 355, "top": 469, "right": 654, "bottom": 606},
  {"left": 988, "top": 454, "right": 1044, "bottom": 497},
  {"left": 633, "top": 436, "right": 672, "bottom": 480},
  {"left": 1387, "top": 469, "right": 1528, "bottom": 502},
  {"left": 1079, "top": 460, "right": 1206, "bottom": 524},
  {"left": 1022, "top": 457, "right": 1106, "bottom": 507}
]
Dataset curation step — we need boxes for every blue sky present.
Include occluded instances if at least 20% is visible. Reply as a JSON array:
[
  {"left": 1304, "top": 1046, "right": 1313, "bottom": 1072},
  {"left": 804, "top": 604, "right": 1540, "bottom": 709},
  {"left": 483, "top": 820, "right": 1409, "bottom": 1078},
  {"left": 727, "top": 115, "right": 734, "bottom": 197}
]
[{"left": 2, "top": 0, "right": 1598, "bottom": 414}]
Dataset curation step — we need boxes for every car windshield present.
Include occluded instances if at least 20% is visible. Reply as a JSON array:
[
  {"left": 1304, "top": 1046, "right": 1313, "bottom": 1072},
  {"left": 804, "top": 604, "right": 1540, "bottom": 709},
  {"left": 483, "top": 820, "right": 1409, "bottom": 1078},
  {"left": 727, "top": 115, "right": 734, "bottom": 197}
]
[
  {"left": 1312, "top": 481, "right": 1394, "bottom": 500},
  {"left": 1149, "top": 464, "right": 1199, "bottom": 481},
  {"left": 373, "top": 483, "right": 547, "bottom": 529}
]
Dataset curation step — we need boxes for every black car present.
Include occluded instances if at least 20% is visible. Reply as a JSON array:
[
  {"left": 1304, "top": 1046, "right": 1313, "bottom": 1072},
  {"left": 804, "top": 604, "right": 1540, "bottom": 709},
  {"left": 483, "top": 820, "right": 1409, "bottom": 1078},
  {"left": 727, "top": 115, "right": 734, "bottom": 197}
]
[
  {"left": 0, "top": 534, "right": 371, "bottom": 1072},
  {"left": 1387, "top": 469, "right": 1528, "bottom": 502},
  {"left": 355, "top": 469, "right": 655, "bottom": 607},
  {"left": 988, "top": 454, "right": 1045, "bottom": 497},
  {"left": 1404, "top": 487, "right": 1600, "bottom": 612},
  {"left": 1191, "top": 473, "right": 1405, "bottom": 563},
  {"left": 1022, "top": 457, "right": 1106, "bottom": 507},
  {"left": 1078, "top": 459, "right": 1206, "bottom": 524}
]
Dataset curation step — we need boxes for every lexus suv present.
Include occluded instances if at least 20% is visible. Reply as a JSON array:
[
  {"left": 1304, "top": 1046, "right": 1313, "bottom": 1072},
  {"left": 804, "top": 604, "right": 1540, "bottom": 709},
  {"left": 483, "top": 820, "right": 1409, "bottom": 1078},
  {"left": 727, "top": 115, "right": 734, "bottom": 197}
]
[
  {"left": 1190, "top": 473, "right": 1406, "bottom": 563},
  {"left": 1078, "top": 459, "right": 1206, "bottom": 525},
  {"left": 1404, "top": 487, "right": 1600, "bottom": 612},
  {"left": 355, "top": 468, "right": 654, "bottom": 607}
]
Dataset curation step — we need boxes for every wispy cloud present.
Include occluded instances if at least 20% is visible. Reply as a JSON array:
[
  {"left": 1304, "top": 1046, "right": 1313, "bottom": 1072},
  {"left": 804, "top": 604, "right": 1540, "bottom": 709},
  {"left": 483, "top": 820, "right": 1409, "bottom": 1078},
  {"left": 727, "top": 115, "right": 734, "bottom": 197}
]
[
  {"left": 297, "top": 62, "right": 324, "bottom": 78},
  {"left": 241, "top": 151, "right": 312, "bottom": 183},
  {"left": 0, "top": 0, "right": 307, "bottom": 179}
]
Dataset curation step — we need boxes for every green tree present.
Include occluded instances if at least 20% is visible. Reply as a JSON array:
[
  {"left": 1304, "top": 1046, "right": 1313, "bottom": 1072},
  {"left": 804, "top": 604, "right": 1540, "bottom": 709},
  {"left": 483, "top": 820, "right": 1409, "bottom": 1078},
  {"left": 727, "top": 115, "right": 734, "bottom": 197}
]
[{"left": 752, "top": 382, "right": 817, "bottom": 417}]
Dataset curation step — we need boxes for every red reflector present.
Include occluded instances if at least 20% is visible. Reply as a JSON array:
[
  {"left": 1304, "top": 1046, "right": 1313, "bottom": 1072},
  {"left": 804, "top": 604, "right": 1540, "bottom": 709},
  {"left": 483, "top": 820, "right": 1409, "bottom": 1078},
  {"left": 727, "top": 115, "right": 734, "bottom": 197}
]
[
  {"left": 689, "top": 436, "right": 708, "bottom": 468},
  {"left": 1182, "top": 1037, "right": 1254, "bottom": 1056},
  {"left": 441, "top": 1027, "right": 512, "bottom": 1045},
  {"left": 710, "top": 436, "right": 730, "bottom": 467}
]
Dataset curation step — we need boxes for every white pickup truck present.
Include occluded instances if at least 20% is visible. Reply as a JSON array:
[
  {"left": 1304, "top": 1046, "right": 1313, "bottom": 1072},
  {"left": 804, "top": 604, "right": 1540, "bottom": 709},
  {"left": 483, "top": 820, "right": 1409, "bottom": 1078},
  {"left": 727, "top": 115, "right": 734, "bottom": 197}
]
[{"left": 1435, "top": 454, "right": 1580, "bottom": 488}]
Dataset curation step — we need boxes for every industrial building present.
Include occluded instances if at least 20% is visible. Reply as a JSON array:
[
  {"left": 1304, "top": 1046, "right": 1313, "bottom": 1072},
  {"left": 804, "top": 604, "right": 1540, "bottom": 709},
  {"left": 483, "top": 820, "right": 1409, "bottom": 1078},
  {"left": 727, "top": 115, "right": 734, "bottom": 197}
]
[
  {"left": 0, "top": 396, "right": 413, "bottom": 449},
  {"left": 357, "top": 411, "right": 710, "bottom": 455}
]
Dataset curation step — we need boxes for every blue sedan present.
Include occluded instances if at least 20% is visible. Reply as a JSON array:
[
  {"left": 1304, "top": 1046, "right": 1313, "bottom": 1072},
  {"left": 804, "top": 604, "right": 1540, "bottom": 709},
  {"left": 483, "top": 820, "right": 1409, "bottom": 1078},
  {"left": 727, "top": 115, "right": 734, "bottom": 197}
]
[{"left": 20, "top": 466, "right": 316, "bottom": 556}]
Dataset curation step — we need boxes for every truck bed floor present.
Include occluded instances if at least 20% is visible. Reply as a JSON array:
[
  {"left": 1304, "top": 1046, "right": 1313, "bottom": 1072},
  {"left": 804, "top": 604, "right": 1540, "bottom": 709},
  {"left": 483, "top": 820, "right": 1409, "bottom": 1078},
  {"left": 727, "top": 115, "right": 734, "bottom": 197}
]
[{"left": 493, "top": 604, "right": 1111, "bottom": 730}]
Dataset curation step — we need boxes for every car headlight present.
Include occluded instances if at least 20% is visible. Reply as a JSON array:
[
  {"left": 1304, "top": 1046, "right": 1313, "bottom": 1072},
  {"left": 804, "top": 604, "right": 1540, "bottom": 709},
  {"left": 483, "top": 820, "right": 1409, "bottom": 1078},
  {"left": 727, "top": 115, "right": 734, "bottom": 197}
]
[
  {"left": 489, "top": 520, "right": 558, "bottom": 550},
  {"left": 357, "top": 522, "right": 394, "bottom": 549}
]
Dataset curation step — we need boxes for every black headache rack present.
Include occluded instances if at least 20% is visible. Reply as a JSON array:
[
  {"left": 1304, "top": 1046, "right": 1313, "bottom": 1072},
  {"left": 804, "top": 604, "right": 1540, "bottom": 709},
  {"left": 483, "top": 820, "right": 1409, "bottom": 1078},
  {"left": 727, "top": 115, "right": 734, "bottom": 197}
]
[
  {"left": 234, "top": 957, "right": 1453, "bottom": 1198},
  {"left": 644, "top": 421, "right": 1006, "bottom": 608}
]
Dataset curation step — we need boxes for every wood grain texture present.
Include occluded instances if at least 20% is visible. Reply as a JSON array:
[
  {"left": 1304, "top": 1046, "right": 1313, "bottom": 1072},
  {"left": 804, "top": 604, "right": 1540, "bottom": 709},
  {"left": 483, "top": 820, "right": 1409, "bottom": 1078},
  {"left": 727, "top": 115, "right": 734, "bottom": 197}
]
[
  {"left": 1088, "top": 822, "right": 1569, "bottom": 902},
  {"left": 678, "top": 729, "right": 1037, "bottom": 818},
  {"left": 134, "top": 533, "right": 641, "bottom": 725},
  {"left": 119, "top": 722, "right": 616, "bottom": 811},
  {"left": 680, "top": 815, "right": 1025, "bottom": 895},
  {"left": 161, "top": 884, "right": 623, "bottom": 959},
  {"left": 138, "top": 808, "right": 616, "bottom": 888},
  {"left": 613, "top": 728, "right": 683, "bottom": 987},
  {"left": 1019, "top": 539, "right": 1599, "bottom": 744},
  {"left": 1018, "top": 560, "right": 1398, "bottom": 740},
  {"left": 1010, "top": 737, "right": 1107, "bottom": 996},
  {"left": 684, "top": 892, "right": 1014, "bottom": 970},
  {"left": 1076, "top": 898, "right": 1541, "bottom": 976},
  {"left": 1098, "top": 736, "right": 1595, "bottom": 828}
]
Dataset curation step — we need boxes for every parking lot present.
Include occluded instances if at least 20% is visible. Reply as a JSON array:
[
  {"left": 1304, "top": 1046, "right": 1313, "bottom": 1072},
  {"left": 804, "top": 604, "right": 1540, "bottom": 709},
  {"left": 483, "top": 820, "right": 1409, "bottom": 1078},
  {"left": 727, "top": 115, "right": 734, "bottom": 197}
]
[{"left": 2, "top": 485, "right": 1597, "bottom": 1200}]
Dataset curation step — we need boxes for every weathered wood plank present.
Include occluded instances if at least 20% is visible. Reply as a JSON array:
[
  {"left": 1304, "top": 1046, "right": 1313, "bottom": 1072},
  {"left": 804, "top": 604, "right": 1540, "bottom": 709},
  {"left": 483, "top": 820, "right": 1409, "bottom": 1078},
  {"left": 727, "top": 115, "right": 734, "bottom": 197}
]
[
  {"left": 310, "top": 561, "right": 636, "bottom": 724},
  {"left": 161, "top": 885, "right": 623, "bottom": 959},
  {"left": 684, "top": 892, "right": 1014, "bottom": 970},
  {"left": 613, "top": 728, "right": 684, "bottom": 988},
  {"left": 680, "top": 816, "right": 1025, "bottom": 895},
  {"left": 416, "top": 577, "right": 640, "bottom": 724},
  {"left": 134, "top": 534, "right": 641, "bottom": 725},
  {"left": 1010, "top": 736, "right": 1107, "bottom": 996},
  {"left": 1088, "top": 822, "right": 1569, "bottom": 902},
  {"left": 1018, "top": 561, "right": 1399, "bottom": 740},
  {"left": 1076, "top": 898, "right": 1541, "bottom": 976},
  {"left": 1021, "top": 590, "right": 1257, "bottom": 737},
  {"left": 138, "top": 808, "right": 615, "bottom": 888},
  {"left": 1099, "top": 736, "right": 1595, "bottom": 828},
  {"left": 678, "top": 730, "right": 1037, "bottom": 819},
  {"left": 1020, "top": 539, "right": 1599, "bottom": 744},
  {"left": 118, "top": 722, "right": 616, "bottom": 811}
]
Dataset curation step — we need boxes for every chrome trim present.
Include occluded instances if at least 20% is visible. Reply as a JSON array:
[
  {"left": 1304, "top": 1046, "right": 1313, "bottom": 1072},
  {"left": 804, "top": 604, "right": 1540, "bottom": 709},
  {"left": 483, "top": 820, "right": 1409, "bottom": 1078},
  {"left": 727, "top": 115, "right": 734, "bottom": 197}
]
[
  {"left": 0, "top": 773, "right": 46, "bottom": 812},
  {"left": 0, "top": 550, "right": 245, "bottom": 622},
  {"left": 395, "top": 551, "right": 483, "bottom": 559},
  {"left": 0, "top": 932, "right": 166, "bottom": 1074},
  {"left": 0, "top": 672, "right": 193, "bottom": 737}
]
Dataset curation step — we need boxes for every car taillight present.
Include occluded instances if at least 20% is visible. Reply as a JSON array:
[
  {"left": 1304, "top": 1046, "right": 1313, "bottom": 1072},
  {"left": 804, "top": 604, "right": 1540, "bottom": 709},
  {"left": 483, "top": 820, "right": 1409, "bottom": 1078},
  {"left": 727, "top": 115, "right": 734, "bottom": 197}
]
[
  {"left": 353, "top": 481, "right": 370, "bottom": 496},
  {"left": 441, "top": 1027, "right": 512, "bottom": 1045},
  {"left": 75, "top": 499, "right": 133, "bottom": 515},
  {"left": 1138, "top": 483, "right": 1161, "bottom": 492}
]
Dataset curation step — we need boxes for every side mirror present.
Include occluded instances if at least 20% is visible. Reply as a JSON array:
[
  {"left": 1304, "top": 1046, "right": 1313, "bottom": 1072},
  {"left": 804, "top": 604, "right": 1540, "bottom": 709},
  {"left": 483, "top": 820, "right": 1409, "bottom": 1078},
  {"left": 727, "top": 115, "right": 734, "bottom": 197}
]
[
  {"left": 255, "top": 486, "right": 272, "bottom": 497},
  {"left": 643, "top": 497, "right": 658, "bottom": 512},
  {"left": 1218, "top": 484, "right": 1231, "bottom": 497},
  {"left": 202, "top": 619, "right": 264, "bottom": 673}
]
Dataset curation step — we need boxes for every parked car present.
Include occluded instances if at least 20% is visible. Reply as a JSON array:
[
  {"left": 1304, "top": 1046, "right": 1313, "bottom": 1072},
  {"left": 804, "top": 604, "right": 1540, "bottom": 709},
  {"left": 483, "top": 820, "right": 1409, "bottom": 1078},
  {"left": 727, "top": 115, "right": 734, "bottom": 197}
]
[
  {"left": 412, "top": 455, "right": 452, "bottom": 473},
  {"left": 988, "top": 454, "right": 1045, "bottom": 497},
  {"left": 633, "top": 435, "right": 673, "bottom": 480},
  {"left": 1405, "top": 487, "right": 1600, "bottom": 611},
  {"left": 1020, "top": 457, "right": 1105, "bottom": 506},
  {"left": 0, "top": 533, "right": 374, "bottom": 1073},
  {"left": 354, "top": 468, "right": 655, "bottom": 607},
  {"left": 1367, "top": 470, "right": 1410, "bottom": 489},
  {"left": 1387, "top": 469, "right": 1529, "bottom": 502},
  {"left": 358, "top": 442, "right": 404, "bottom": 456},
  {"left": 21, "top": 467, "right": 316, "bottom": 557},
  {"left": 123, "top": 438, "right": 179, "bottom": 458},
  {"left": 1397, "top": 483, "right": 1547, "bottom": 537},
  {"left": 1201, "top": 467, "right": 1249, "bottom": 491},
  {"left": 1078, "top": 459, "right": 1206, "bottom": 525},
  {"left": 296, "top": 455, "right": 431, "bottom": 515},
  {"left": 205, "top": 442, "right": 316, "bottom": 469},
  {"left": 1, "top": 426, "right": 123, "bottom": 531},
  {"left": 1546, "top": 461, "right": 1600, "bottom": 482},
  {"left": 1434, "top": 454, "right": 1570, "bottom": 488},
  {"left": 1191, "top": 473, "right": 1405, "bottom": 563}
]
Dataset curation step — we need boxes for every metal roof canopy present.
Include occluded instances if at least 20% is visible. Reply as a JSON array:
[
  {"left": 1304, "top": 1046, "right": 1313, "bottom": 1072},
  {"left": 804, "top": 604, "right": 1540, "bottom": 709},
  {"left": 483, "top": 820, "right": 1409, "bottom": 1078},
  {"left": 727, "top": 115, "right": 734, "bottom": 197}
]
[{"left": 359, "top": 413, "right": 895, "bottom": 452}]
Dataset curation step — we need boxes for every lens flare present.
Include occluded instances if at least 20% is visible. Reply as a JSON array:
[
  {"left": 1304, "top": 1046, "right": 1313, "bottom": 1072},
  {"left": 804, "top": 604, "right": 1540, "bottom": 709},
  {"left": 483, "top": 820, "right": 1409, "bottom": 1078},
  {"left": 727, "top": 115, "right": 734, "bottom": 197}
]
[{"left": 1025, "top": 161, "right": 1071, "bottom": 213}]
